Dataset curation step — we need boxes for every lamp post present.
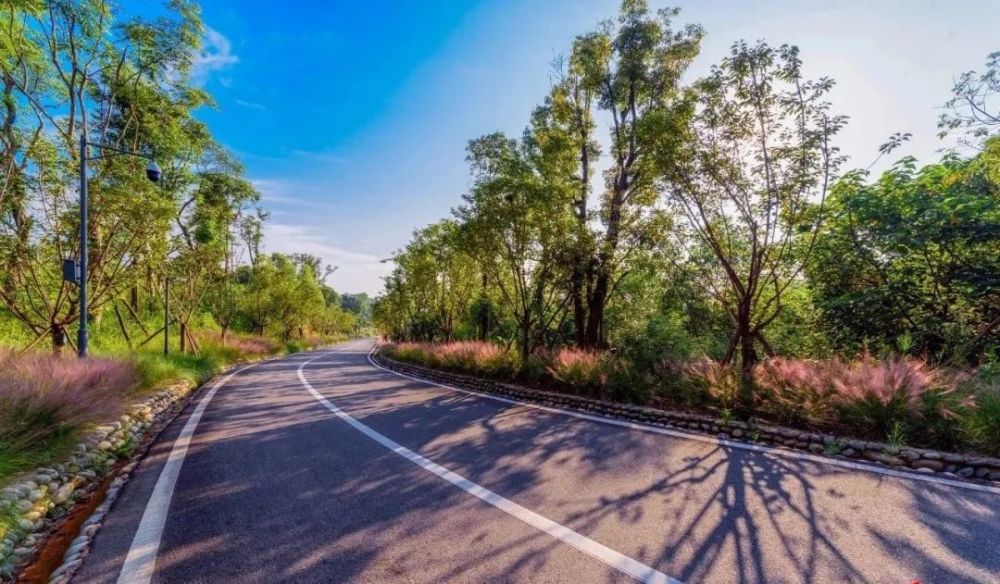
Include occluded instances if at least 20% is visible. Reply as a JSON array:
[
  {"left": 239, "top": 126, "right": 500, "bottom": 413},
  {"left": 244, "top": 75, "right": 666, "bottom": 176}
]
[{"left": 76, "top": 132, "right": 162, "bottom": 357}]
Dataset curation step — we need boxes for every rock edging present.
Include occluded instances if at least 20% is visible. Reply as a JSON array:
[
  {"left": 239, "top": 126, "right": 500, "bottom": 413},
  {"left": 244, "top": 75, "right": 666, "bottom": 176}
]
[
  {"left": 373, "top": 352, "right": 1000, "bottom": 486},
  {"left": 0, "top": 358, "right": 261, "bottom": 583}
]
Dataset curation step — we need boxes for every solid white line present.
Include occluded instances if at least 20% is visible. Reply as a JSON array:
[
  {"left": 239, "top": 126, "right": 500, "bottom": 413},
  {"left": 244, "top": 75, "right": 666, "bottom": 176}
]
[
  {"left": 298, "top": 352, "right": 680, "bottom": 584},
  {"left": 115, "top": 357, "right": 280, "bottom": 584},
  {"left": 365, "top": 348, "right": 1000, "bottom": 497}
]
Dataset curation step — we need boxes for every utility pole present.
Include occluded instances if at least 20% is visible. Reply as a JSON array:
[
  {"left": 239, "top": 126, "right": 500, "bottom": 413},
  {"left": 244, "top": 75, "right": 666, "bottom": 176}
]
[
  {"left": 75, "top": 133, "right": 161, "bottom": 357},
  {"left": 164, "top": 278, "right": 170, "bottom": 356},
  {"left": 78, "top": 134, "right": 89, "bottom": 357}
]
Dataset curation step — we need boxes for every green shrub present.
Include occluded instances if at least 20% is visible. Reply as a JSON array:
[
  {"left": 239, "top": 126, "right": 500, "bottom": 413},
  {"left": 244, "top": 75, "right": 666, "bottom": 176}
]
[{"left": 964, "top": 384, "right": 1000, "bottom": 455}]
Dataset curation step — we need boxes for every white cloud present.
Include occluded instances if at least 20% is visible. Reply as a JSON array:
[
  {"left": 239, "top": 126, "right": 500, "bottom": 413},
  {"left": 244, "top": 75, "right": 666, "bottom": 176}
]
[
  {"left": 192, "top": 26, "right": 239, "bottom": 83},
  {"left": 235, "top": 99, "right": 265, "bottom": 110},
  {"left": 262, "top": 223, "right": 390, "bottom": 295}
]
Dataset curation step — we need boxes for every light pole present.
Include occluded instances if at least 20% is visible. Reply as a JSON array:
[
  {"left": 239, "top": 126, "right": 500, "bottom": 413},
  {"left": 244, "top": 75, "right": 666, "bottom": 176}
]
[{"left": 76, "top": 132, "right": 162, "bottom": 357}]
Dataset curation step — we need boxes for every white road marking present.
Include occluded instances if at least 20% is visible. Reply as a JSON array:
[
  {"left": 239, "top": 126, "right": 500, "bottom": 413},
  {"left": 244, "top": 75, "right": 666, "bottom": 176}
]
[
  {"left": 298, "top": 351, "right": 680, "bottom": 584},
  {"left": 115, "top": 357, "right": 281, "bottom": 584},
  {"left": 365, "top": 347, "right": 1000, "bottom": 496}
]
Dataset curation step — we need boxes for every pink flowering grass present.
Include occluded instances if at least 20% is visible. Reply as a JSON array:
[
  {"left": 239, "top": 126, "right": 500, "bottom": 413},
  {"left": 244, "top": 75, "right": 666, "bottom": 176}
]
[
  {"left": 546, "top": 347, "right": 607, "bottom": 389},
  {"left": 196, "top": 331, "right": 279, "bottom": 357},
  {"left": 384, "top": 341, "right": 519, "bottom": 377},
  {"left": 754, "top": 355, "right": 967, "bottom": 438},
  {"left": 0, "top": 349, "right": 137, "bottom": 454}
]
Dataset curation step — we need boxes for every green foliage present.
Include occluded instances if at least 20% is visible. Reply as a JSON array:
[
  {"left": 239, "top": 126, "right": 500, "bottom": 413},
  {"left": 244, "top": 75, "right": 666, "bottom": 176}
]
[
  {"left": 965, "top": 390, "right": 1000, "bottom": 456},
  {"left": 810, "top": 151, "right": 1000, "bottom": 362}
]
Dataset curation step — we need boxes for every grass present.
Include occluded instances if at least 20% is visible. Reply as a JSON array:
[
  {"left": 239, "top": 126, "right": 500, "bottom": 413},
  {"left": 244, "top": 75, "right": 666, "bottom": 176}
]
[
  {"left": 0, "top": 349, "right": 137, "bottom": 482},
  {"left": 382, "top": 340, "right": 1000, "bottom": 455},
  {"left": 0, "top": 329, "right": 331, "bottom": 486}
]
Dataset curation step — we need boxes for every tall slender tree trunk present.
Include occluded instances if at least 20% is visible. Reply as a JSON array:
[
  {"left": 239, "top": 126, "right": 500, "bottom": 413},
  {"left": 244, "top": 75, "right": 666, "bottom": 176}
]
[
  {"left": 584, "top": 270, "right": 609, "bottom": 347},
  {"left": 179, "top": 321, "right": 187, "bottom": 353}
]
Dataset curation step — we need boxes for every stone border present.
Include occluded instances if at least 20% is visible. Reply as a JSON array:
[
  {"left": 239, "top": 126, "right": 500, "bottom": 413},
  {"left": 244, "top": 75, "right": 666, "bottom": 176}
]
[
  {"left": 373, "top": 352, "right": 1000, "bottom": 486},
  {"left": 0, "top": 357, "right": 265, "bottom": 583}
]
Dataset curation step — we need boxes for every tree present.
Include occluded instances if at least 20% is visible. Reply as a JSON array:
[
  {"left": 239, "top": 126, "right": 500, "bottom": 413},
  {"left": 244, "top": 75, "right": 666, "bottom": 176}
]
[
  {"left": 0, "top": 0, "right": 203, "bottom": 352},
  {"left": 542, "top": 1, "right": 702, "bottom": 347},
  {"left": 656, "top": 41, "right": 846, "bottom": 405},
  {"left": 457, "top": 132, "right": 574, "bottom": 359},
  {"left": 939, "top": 51, "right": 1000, "bottom": 148},
  {"left": 810, "top": 150, "right": 1000, "bottom": 362}
]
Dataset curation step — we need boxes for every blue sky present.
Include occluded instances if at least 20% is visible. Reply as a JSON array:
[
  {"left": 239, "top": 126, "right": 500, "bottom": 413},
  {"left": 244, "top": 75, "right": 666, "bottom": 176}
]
[{"left": 183, "top": 0, "right": 997, "bottom": 295}]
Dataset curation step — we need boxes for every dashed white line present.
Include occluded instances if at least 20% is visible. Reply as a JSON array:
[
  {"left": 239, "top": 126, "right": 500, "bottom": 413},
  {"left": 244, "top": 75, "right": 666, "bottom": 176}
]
[{"left": 298, "top": 350, "right": 680, "bottom": 584}]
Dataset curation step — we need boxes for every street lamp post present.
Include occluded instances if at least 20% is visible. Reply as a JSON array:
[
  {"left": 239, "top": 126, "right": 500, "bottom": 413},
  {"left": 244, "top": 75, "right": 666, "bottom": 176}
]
[{"left": 76, "top": 132, "right": 162, "bottom": 357}]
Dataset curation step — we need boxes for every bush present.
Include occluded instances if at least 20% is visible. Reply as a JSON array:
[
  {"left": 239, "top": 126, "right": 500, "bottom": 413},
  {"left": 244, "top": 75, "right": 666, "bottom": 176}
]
[{"left": 963, "top": 381, "right": 1000, "bottom": 455}]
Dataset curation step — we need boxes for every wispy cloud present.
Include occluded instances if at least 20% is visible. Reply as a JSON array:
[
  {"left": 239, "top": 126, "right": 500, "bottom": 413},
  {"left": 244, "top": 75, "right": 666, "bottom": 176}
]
[
  {"left": 192, "top": 26, "right": 239, "bottom": 84},
  {"left": 235, "top": 99, "right": 266, "bottom": 110}
]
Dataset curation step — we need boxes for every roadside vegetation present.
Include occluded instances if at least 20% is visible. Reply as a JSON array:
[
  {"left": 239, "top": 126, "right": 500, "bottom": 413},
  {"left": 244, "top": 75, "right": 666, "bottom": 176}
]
[
  {"left": 382, "top": 342, "right": 1000, "bottom": 454},
  {"left": 375, "top": 3, "right": 1000, "bottom": 454},
  {"left": 0, "top": 2, "right": 375, "bottom": 484}
]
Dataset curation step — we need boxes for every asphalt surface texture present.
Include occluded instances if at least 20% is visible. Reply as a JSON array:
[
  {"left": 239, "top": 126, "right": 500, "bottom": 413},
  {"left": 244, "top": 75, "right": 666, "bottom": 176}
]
[{"left": 74, "top": 339, "right": 1000, "bottom": 583}]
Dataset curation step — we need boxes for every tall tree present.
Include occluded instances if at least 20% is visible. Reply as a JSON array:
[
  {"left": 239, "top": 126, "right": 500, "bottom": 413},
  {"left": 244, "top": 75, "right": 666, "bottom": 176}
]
[
  {"left": 545, "top": 1, "right": 702, "bottom": 347},
  {"left": 457, "top": 132, "right": 575, "bottom": 359},
  {"left": 656, "top": 41, "right": 846, "bottom": 405}
]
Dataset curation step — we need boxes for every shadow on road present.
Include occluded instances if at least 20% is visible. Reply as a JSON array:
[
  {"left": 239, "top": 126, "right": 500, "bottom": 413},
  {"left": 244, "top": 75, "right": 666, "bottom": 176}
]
[{"left": 82, "top": 349, "right": 1000, "bottom": 583}]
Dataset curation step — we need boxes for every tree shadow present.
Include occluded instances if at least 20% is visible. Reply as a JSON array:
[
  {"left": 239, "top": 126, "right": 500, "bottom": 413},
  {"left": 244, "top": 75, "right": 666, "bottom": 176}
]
[{"left": 78, "top": 348, "right": 1000, "bottom": 583}]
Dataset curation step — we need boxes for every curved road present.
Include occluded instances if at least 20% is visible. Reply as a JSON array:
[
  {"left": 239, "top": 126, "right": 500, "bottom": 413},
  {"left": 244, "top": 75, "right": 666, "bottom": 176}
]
[{"left": 74, "top": 339, "right": 999, "bottom": 583}]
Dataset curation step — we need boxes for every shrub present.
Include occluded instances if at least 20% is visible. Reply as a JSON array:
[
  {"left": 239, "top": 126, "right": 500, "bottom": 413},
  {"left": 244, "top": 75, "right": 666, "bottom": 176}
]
[{"left": 963, "top": 380, "right": 1000, "bottom": 456}]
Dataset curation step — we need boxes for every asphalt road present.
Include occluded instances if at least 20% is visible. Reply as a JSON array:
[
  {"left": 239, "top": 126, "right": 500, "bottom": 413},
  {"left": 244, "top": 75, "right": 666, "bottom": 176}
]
[{"left": 74, "top": 339, "right": 1000, "bottom": 583}]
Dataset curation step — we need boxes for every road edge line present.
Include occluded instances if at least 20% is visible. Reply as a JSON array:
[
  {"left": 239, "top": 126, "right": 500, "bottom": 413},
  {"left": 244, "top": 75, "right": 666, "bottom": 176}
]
[
  {"left": 114, "top": 354, "right": 286, "bottom": 584},
  {"left": 366, "top": 348, "right": 1000, "bottom": 496}
]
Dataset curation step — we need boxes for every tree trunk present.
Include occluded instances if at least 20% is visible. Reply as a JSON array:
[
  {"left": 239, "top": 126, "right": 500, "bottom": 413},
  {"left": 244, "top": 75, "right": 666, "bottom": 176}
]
[
  {"left": 519, "top": 321, "right": 532, "bottom": 362},
  {"left": 220, "top": 325, "right": 228, "bottom": 345},
  {"left": 51, "top": 324, "right": 65, "bottom": 356},
  {"left": 571, "top": 262, "right": 587, "bottom": 346},
  {"left": 179, "top": 321, "right": 187, "bottom": 353},
  {"left": 736, "top": 306, "right": 757, "bottom": 413},
  {"left": 583, "top": 270, "right": 609, "bottom": 348}
]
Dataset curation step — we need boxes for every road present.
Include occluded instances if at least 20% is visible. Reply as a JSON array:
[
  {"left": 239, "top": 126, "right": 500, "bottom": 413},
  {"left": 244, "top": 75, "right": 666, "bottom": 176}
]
[{"left": 73, "top": 339, "right": 1000, "bottom": 583}]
